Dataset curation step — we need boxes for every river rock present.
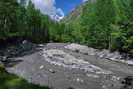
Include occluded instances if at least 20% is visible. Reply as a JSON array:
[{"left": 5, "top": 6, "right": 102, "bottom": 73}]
[
  {"left": 65, "top": 43, "right": 133, "bottom": 66},
  {"left": 43, "top": 49, "right": 112, "bottom": 74},
  {"left": 49, "top": 69, "right": 56, "bottom": 73},
  {"left": 65, "top": 43, "right": 89, "bottom": 55}
]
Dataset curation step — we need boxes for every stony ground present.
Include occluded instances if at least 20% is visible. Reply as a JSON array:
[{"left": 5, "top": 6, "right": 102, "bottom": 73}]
[{"left": 4, "top": 43, "right": 133, "bottom": 89}]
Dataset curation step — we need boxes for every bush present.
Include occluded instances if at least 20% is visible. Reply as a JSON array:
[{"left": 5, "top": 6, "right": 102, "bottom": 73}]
[
  {"left": 0, "top": 71, "right": 50, "bottom": 89},
  {"left": 0, "top": 64, "right": 5, "bottom": 72}
]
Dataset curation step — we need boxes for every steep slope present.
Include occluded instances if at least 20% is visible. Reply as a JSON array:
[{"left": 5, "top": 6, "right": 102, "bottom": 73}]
[{"left": 61, "top": 1, "right": 89, "bottom": 24}]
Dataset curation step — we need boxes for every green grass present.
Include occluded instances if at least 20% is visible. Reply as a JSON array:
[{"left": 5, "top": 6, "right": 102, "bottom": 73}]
[{"left": 0, "top": 70, "right": 50, "bottom": 89}]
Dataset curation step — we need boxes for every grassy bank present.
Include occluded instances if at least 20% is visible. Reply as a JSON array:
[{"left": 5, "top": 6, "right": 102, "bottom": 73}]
[{"left": 0, "top": 65, "right": 50, "bottom": 89}]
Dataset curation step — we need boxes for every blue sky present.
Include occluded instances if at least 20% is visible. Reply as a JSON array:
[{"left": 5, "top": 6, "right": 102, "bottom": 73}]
[
  {"left": 55, "top": 0, "right": 83, "bottom": 14},
  {"left": 31, "top": 0, "right": 87, "bottom": 20}
]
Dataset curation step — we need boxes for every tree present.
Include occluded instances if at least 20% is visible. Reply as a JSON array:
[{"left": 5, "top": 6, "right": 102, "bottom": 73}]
[
  {"left": 81, "top": 0, "right": 117, "bottom": 48},
  {"left": 26, "top": 1, "right": 49, "bottom": 43},
  {"left": 0, "top": 0, "right": 18, "bottom": 39},
  {"left": 20, "top": 0, "right": 27, "bottom": 7}
]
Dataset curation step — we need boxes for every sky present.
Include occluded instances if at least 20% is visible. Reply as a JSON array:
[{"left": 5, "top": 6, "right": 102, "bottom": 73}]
[
  {"left": 55, "top": 0, "right": 82, "bottom": 14},
  {"left": 30, "top": 0, "right": 88, "bottom": 20}
]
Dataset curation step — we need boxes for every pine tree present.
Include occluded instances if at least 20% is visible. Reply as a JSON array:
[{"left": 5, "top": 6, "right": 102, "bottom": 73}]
[
  {"left": 81, "top": 0, "right": 116, "bottom": 48},
  {"left": 20, "top": 0, "right": 27, "bottom": 7},
  {"left": 26, "top": 1, "right": 49, "bottom": 43},
  {"left": 0, "top": 0, "right": 18, "bottom": 39},
  {"left": 128, "top": 0, "right": 133, "bottom": 21}
]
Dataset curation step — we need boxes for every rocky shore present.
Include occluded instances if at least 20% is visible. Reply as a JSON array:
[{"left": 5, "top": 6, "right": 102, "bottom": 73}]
[{"left": 0, "top": 42, "right": 133, "bottom": 89}]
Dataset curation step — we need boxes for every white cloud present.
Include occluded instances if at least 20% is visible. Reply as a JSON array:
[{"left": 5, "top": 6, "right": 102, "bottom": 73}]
[
  {"left": 31, "top": 0, "right": 64, "bottom": 21},
  {"left": 82, "top": 0, "right": 88, "bottom": 2}
]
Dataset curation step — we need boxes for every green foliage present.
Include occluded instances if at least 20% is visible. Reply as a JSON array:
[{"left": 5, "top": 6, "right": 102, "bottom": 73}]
[
  {"left": 81, "top": 0, "right": 117, "bottom": 48},
  {"left": 0, "top": 64, "right": 5, "bottom": 72},
  {"left": 0, "top": 71, "right": 50, "bottom": 89},
  {"left": 0, "top": 0, "right": 50, "bottom": 43},
  {"left": 71, "top": 24, "right": 84, "bottom": 43},
  {"left": 0, "top": 0, "right": 132, "bottom": 57},
  {"left": 60, "top": 0, "right": 133, "bottom": 57},
  {"left": 25, "top": 1, "right": 49, "bottom": 43},
  {"left": 0, "top": 0, "right": 18, "bottom": 39}
]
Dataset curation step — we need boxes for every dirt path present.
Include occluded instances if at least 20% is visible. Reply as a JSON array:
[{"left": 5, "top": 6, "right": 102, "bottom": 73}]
[{"left": 6, "top": 43, "right": 133, "bottom": 89}]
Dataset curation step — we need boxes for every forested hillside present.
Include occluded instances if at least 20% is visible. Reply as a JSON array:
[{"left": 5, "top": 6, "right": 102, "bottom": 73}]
[
  {"left": 62, "top": 2, "right": 86, "bottom": 24},
  {"left": 0, "top": 0, "right": 55, "bottom": 43},
  {"left": 61, "top": 0, "right": 133, "bottom": 57},
  {"left": 0, "top": 0, "right": 133, "bottom": 57}
]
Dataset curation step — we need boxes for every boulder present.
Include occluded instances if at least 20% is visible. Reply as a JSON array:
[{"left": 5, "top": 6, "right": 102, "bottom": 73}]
[
  {"left": 43, "top": 49, "right": 112, "bottom": 74},
  {"left": 65, "top": 43, "right": 97, "bottom": 55}
]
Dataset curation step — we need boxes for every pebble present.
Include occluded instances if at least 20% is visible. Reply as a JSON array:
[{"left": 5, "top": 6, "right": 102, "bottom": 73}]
[
  {"left": 39, "top": 65, "right": 44, "bottom": 69},
  {"left": 76, "top": 78, "right": 84, "bottom": 83},
  {"left": 49, "top": 69, "right": 56, "bottom": 73}
]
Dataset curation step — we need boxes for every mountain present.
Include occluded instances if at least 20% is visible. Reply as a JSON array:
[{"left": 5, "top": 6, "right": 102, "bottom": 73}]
[{"left": 61, "top": 1, "right": 89, "bottom": 24}]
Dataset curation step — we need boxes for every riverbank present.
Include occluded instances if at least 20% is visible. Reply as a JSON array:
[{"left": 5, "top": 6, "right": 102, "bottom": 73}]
[{"left": 3, "top": 43, "right": 133, "bottom": 89}]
